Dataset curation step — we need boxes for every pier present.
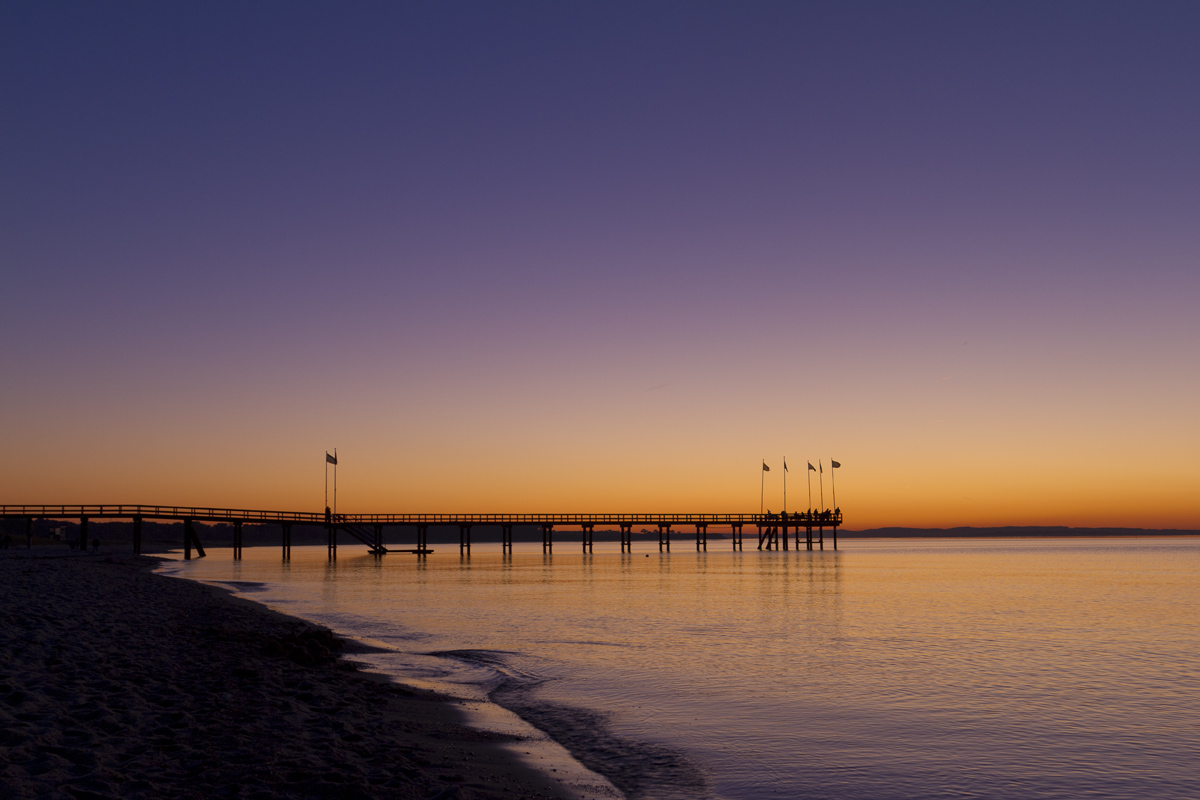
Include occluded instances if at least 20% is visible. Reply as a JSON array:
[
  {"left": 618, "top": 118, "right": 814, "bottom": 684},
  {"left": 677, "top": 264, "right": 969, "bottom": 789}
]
[{"left": 1, "top": 505, "right": 842, "bottom": 559}]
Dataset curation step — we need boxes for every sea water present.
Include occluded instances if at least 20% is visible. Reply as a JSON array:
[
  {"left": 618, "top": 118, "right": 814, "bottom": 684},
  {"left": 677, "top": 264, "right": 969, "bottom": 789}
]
[{"left": 161, "top": 538, "right": 1200, "bottom": 799}]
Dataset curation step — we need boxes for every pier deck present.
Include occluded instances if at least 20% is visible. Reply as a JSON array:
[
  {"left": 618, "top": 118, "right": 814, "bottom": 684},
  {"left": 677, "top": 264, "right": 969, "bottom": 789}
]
[{"left": 1, "top": 505, "right": 843, "bottom": 558}]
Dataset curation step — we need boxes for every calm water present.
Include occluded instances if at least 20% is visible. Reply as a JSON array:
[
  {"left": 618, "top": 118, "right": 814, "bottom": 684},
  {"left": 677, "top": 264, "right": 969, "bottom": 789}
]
[{"left": 162, "top": 538, "right": 1200, "bottom": 799}]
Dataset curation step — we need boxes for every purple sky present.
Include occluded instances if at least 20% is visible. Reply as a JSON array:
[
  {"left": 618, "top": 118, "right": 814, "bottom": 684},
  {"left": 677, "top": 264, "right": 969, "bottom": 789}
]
[{"left": 3, "top": 2, "right": 1198, "bottom": 526}]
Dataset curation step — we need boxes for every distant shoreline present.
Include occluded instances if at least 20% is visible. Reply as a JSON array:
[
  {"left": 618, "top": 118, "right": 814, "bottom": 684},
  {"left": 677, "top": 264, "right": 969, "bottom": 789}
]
[{"left": 837, "top": 527, "right": 1200, "bottom": 538}]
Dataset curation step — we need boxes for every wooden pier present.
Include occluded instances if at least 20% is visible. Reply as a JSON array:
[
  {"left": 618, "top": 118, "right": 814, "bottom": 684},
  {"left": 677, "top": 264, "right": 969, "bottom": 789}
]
[{"left": 1, "top": 505, "right": 842, "bottom": 559}]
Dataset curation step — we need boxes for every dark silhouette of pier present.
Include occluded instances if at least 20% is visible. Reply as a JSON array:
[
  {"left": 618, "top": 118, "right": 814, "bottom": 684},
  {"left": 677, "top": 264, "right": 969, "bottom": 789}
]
[{"left": 0, "top": 505, "right": 843, "bottom": 559}]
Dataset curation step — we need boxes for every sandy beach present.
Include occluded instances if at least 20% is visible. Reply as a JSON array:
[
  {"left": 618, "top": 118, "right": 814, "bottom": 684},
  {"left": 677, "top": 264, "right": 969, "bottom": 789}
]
[{"left": 0, "top": 551, "right": 572, "bottom": 800}]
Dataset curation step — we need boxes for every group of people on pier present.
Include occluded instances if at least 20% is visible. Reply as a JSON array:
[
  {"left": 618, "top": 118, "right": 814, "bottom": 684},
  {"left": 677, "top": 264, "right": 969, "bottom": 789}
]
[{"left": 762, "top": 508, "right": 841, "bottom": 524}]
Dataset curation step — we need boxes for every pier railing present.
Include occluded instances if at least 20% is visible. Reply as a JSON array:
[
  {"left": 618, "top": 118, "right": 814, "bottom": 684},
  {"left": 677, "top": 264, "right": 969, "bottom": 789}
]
[
  {"left": 0, "top": 504, "right": 327, "bottom": 524},
  {"left": 0, "top": 505, "right": 842, "bottom": 526}
]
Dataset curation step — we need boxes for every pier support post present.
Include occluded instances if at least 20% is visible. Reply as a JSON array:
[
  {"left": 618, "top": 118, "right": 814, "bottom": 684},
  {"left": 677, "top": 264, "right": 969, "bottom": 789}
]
[
  {"left": 581, "top": 524, "right": 594, "bottom": 553},
  {"left": 193, "top": 519, "right": 206, "bottom": 558},
  {"left": 459, "top": 524, "right": 472, "bottom": 553},
  {"left": 619, "top": 523, "right": 633, "bottom": 552},
  {"left": 233, "top": 520, "right": 243, "bottom": 559},
  {"left": 416, "top": 524, "right": 428, "bottom": 555},
  {"left": 695, "top": 524, "right": 707, "bottom": 551},
  {"left": 540, "top": 524, "right": 554, "bottom": 553},
  {"left": 281, "top": 523, "right": 292, "bottom": 560},
  {"left": 658, "top": 523, "right": 671, "bottom": 552},
  {"left": 374, "top": 524, "right": 384, "bottom": 555},
  {"left": 183, "top": 518, "right": 205, "bottom": 560},
  {"left": 501, "top": 524, "right": 513, "bottom": 552},
  {"left": 730, "top": 524, "right": 742, "bottom": 551},
  {"left": 782, "top": 517, "right": 789, "bottom": 551},
  {"left": 133, "top": 516, "right": 142, "bottom": 555},
  {"left": 327, "top": 523, "right": 336, "bottom": 561}
]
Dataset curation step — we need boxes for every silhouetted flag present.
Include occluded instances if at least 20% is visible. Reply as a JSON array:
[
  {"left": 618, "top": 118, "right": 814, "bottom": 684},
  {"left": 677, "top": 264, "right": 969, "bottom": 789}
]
[
  {"left": 831, "top": 460, "right": 841, "bottom": 468},
  {"left": 762, "top": 461, "right": 770, "bottom": 472},
  {"left": 808, "top": 462, "right": 816, "bottom": 471},
  {"left": 784, "top": 459, "right": 788, "bottom": 472},
  {"left": 326, "top": 452, "right": 337, "bottom": 465}
]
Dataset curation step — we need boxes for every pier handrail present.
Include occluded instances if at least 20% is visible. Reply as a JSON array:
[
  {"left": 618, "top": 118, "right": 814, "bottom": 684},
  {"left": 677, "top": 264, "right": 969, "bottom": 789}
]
[
  {"left": 1, "top": 504, "right": 841, "bottom": 526},
  {"left": 0, "top": 504, "right": 326, "bottom": 523}
]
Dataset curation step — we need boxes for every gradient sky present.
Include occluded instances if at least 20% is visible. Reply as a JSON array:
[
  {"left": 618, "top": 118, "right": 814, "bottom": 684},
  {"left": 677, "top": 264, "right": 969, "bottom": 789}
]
[{"left": 3, "top": 2, "right": 1198, "bottom": 528}]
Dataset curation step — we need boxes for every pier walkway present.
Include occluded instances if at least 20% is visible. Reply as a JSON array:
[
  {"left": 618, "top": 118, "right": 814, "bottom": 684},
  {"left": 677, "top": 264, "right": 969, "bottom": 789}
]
[{"left": 1, "top": 505, "right": 843, "bottom": 559}]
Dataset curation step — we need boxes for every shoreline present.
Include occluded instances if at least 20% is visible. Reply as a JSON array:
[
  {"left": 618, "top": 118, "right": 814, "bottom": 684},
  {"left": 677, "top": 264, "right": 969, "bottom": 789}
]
[
  {"left": 0, "top": 551, "right": 581, "bottom": 799},
  {"left": 157, "top": 548, "right": 704, "bottom": 800}
]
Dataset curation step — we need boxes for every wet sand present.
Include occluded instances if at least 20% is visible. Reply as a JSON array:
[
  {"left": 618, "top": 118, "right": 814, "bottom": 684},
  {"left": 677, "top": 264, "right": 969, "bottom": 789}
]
[{"left": 0, "top": 551, "right": 573, "bottom": 799}]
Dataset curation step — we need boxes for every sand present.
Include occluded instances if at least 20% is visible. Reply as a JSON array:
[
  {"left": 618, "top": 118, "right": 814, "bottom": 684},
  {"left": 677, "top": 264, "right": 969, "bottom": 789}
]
[{"left": 0, "top": 551, "right": 573, "bottom": 800}]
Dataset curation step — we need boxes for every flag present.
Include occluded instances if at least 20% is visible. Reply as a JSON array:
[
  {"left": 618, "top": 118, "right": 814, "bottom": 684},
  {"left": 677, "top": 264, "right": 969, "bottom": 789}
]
[
  {"left": 326, "top": 452, "right": 337, "bottom": 465},
  {"left": 808, "top": 462, "right": 816, "bottom": 471},
  {"left": 819, "top": 461, "right": 823, "bottom": 473},
  {"left": 762, "top": 461, "right": 770, "bottom": 472},
  {"left": 831, "top": 460, "right": 841, "bottom": 469},
  {"left": 784, "top": 459, "right": 788, "bottom": 472}
]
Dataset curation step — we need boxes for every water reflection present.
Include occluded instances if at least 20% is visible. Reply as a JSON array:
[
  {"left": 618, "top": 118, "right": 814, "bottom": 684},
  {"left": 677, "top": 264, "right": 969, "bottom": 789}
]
[{"left": 167, "top": 538, "right": 1200, "bottom": 800}]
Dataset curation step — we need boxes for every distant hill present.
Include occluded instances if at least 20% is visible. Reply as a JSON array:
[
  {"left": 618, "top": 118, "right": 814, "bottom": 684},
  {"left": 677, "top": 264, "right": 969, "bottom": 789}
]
[{"left": 839, "top": 526, "right": 1200, "bottom": 538}]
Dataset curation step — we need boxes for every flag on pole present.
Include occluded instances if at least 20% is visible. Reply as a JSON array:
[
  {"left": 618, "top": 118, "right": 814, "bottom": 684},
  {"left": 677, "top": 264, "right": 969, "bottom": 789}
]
[
  {"left": 819, "top": 461, "right": 823, "bottom": 473},
  {"left": 808, "top": 462, "right": 816, "bottom": 471},
  {"left": 831, "top": 460, "right": 841, "bottom": 468},
  {"left": 326, "top": 452, "right": 337, "bottom": 465},
  {"left": 784, "top": 459, "right": 788, "bottom": 472},
  {"left": 762, "top": 461, "right": 770, "bottom": 472}
]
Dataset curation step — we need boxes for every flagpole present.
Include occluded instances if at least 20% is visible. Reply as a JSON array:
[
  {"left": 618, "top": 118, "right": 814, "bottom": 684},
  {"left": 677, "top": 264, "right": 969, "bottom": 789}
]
[
  {"left": 783, "top": 458, "right": 787, "bottom": 514},
  {"left": 760, "top": 460, "right": 765, "bottom": 516},
  {"left": 333, "top": 448, "right": 337, "bottom": 518},
  {"left": 324, "top": 454, "right": 328, "bottom": 512},
  {"left": 819, "top": 460, "right": 824, "bottom": 511},
  {"left": 831, "top": 459, "right": 837, "bottom": 510},
  {"left": 807, "top": 464, "right": 812, "bottom": 512}
]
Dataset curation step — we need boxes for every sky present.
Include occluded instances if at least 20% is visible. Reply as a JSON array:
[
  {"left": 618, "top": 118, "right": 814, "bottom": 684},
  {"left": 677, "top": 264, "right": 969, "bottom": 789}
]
[{"left": 2, "top": 2, "right": 1198, "bottom": 528}]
